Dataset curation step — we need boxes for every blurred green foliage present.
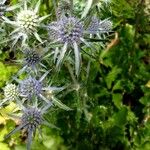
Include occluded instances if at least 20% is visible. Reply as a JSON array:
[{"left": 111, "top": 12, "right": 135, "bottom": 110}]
[{"left": 0, "top": 0, "right": 150, "bottom": 150}]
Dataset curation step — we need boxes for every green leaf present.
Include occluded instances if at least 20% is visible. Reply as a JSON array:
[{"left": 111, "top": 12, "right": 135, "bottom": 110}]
[
  {"left": 140, "top": 96, "right": 150, "bottom": 106},
  {"left": 112, "top": 93, "right": 123, "bottom": 109},
  {"left": 113, "top": 107, "right": 128, "bottom": 126},
  {"left": 112, "top": 80, "right": 123, "bottom": 91},
  {"left": 105, "top": 66, "right": 122, "bottom": 89}
]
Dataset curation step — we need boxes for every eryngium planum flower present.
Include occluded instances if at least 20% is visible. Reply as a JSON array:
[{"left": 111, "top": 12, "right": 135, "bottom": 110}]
[
  {"left": 18, "top": 72, "right": 71, "bottom": 110},
  {"left": 2, "top": 0, "right": 49, "bottom": 46},
  {"left": 58, "top": 17, "right": 83, "bottom": 43},
  {"left": 48, "top": 16, "right": 85, "bottom": 76},
  {"left": 19, "top": 77, "right": 42, "bottom": 98},
  {"left": 5, "top": 105, "right": 57, "bottom": 150},
  {"left": 87, "top": 17, "right": 112, "bottom": 35},
  {"left": 21, "top": 107, "right": 42, "bottom": 132},
  {"left": 25, "top": 50, "right": 40, "bottom": 67},
  {"left": 16, "top": 48, "right": 48, "bottom": 76},
  {"left": 0, "top": 84, "right": 19, "bottom": 107}
]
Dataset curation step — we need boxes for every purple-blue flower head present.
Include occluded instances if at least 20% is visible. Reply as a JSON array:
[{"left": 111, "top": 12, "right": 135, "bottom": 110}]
[
  {"left": 19, "top": 77, "right": 42, "bottom": 98},
  {"left": 87, "top": 17, "right": 113, "bottom": 34},
  {"left": 47, "top": 16, "right": 85, "bottom": 76},
  {"left": 24, "top": 49, "right": 41, "bottom": 67},
  {"left": 17, "top": 72, "right": 71, "bottom": 111},
  {"left": 4, "top": 104, "right": 56, "bottom": 150},
  {"left": 58, "top": 17, "right": 83, "bottom": 43}
]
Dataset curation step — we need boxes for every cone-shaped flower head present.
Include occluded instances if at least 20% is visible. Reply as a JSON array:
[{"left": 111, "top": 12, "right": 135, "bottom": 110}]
[
  {"left": 21, "top": 107, "right": 42, "bottom": 132},
  {"left": 24, "top": 49, "right": 41, "bottom": 67},
  {"left": 48, "top": 16, "right": 83, "bottom": 44},
  {"left": 48, "top": 16, "right": 84, "bottom": 76},
  {"left": 16, "top": 48, "right": 48, "bottom": 76},
  {"left": 2, "top": 0, "right": 49, "bottom": 46},
  {"left": 86, "top": 17, "right": 99, "bottom": 34},
  {"left": 0, "top": 84, "right": 19, "bottom": 107},
  {"left": 19, "top": 77, "right": 42, "bottom": 98},
  {"left": 4, "top": 84, "right": 19, "bottom": 101},
  {"left": 4, "top": 105, "right": 56, "bottom": 150},
  {"left": 59, "top": 17, "right": 83, "bottom": 43},
  {"left": 17, "top": 10, "right": 39, "bottom": 33},
  {"left": 87, "top": 17, "right": 112, "bottom": 34},
  {"left": 17, "top": 72, "right": 71, "bottom": 110}
]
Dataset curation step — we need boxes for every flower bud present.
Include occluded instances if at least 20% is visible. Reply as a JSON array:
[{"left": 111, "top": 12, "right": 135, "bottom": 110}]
[{"left": 4, "top": 84, "right": 18, "bottom": 100}]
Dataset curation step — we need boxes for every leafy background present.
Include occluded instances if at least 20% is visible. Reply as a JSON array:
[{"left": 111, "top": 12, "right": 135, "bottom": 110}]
[{"left": 0, "top": 0, "right": 150, "bottom": 150}]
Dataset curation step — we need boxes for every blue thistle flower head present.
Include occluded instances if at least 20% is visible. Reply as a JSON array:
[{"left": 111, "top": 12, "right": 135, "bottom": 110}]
[
  {"left": 4, "top": 104, "right": 56, "bottom": 150},
  {"left": 19, "top": 77, "right": 42, "bottom": 98},
  {"left": 17, "top": 72, "right": 71, "bottom": 110},
  {"left": 87, "top": 17, "right": 113, "bottom": 34},
  {"left": 47, "top": 22, "right": 60, "bottom": 41},
  {"left": 58, "top": 17, "right": 83, "bottom": 44},
  {"left": 5, "top": 106, "right": 43, "bottom": 150},
  {"left": 48, "top": 16, "right": 83, "bottom": 44},
  {"left": 15, "top": 48, "right": 48, "bottom": 76},
  {"left": 87, "top": 17, "right": 100, "bottom": 34},
  {"left": 17, "top": 72, "right": 70, "bottom": 110},
  {"left": 47, "top": 17, "right": 84, "bottom": 76},
  {"left": 24, "top": 49, "right": 41, "bottom": 67},
  {"left": 21, "top": 107, "right": 42, "bottom": 132}
]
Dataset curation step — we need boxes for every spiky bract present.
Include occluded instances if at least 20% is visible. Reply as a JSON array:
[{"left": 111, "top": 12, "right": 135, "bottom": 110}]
[
  {"left": 0, "top": 0, "right": 19, "bottom": 16},
  {"left": 0, "top": 3, "right": 6, "bottom": 16}
]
